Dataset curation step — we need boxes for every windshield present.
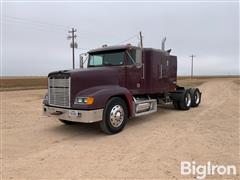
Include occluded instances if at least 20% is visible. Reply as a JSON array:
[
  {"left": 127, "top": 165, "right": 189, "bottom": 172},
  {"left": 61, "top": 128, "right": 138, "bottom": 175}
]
[{"left": 88, "top": 50, "right": 125, "bottom": 67}]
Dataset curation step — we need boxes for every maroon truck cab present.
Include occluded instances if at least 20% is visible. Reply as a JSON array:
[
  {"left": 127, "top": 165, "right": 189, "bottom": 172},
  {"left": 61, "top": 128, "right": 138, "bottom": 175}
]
[{"left": 43, "top": 44, "right": 201, "bottom": 134}]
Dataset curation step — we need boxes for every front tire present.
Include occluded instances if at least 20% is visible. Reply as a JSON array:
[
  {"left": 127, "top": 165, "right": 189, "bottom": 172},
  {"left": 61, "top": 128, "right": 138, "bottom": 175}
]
[{"left": 100, "top": 97, "right": 128, "bottom": 134}]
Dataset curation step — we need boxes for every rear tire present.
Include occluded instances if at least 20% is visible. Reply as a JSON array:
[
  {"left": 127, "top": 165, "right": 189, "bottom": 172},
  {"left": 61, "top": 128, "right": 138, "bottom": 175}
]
[
  {"left": 190, "top": 88, "right": 201, "bottom": 107},
  {"left": 100, "top": 97, "right": 128, "bottom": 134},
  {"left": 179, "top": 89, "right": 192, "bottom": 110}
]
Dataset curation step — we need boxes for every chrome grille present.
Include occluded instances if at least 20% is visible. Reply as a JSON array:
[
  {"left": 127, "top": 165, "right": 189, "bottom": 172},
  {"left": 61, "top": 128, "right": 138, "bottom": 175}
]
[{"left": 48, "top": 76, "right": 70, "bottom": 107}]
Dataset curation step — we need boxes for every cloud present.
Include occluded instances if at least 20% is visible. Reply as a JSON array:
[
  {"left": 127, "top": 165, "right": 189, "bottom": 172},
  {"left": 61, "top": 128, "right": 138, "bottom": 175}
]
[{"left": 2, "top": 2, "right": 239, "bottom": 76}]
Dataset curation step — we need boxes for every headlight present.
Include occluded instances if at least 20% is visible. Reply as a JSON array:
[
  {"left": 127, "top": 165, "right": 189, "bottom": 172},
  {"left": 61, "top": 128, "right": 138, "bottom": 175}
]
[{"left": 75, "top": 97, "right": 94, "bottom": 105}]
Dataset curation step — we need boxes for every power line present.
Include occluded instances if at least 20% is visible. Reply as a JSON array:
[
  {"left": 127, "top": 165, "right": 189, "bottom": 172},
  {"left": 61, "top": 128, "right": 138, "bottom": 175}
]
[
  {"left": 2, "top": 20, "right": 67, "bottom": 34},
  {"left": 76, "top": 33, "right": 141, "bottom": 51},
  {"left": 2, "top": 15, "right": 96, "bottom": 33},
  {"left": 3, "top": 15, "right": 70, "bottom": 29},
  {"left": 2, "top": 15, "right": 97, "bottom": 36},
  {"left": 116, "top": 33, "right": 139, "bottom": 45},
  {"left": 2, "top": 15, "right": 70, "bottom": 34},
  {"left": 3, "top": 15, "right": 142, "bottom": 48},
  {"left": 76, "top": 48, "right": 90, "bottom": 50}
]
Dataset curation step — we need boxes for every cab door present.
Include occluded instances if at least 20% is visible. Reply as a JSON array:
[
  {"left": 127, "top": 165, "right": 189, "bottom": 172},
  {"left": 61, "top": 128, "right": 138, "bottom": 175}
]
[{"left": 125, "top": 48, "right": 145, "bottom": 94}]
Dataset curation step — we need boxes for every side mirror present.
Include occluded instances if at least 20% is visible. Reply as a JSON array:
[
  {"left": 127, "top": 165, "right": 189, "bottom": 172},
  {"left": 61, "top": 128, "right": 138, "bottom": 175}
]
[
  {"left": 80, "top": 57, "right": 84, "bottom": 68},
  {"left": 80, "top": 53, "right": 89, "bottom": 68},
  {"left": 136, "top": 49, "right": 142, "bottom": 68}
]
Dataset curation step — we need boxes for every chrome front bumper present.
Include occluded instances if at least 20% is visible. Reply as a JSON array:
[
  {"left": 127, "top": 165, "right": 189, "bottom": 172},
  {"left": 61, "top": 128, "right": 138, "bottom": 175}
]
[{"left": 43, "top": 105, "right": 103, "bottom": 123}]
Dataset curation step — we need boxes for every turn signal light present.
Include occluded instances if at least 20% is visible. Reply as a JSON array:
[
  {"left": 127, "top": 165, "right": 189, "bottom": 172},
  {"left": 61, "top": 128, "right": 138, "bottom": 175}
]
[{"left": 86, "top": 97, "right": 94, "bottom": 105}]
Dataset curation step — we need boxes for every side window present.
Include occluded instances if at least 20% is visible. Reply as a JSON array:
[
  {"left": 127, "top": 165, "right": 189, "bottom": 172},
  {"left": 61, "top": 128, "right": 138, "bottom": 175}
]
[
  {"left": 104, "top": 52, "right": 124, "bottom": 65},
  {"left": 89, "top": 55, "right": 103, "bottom": 66}
]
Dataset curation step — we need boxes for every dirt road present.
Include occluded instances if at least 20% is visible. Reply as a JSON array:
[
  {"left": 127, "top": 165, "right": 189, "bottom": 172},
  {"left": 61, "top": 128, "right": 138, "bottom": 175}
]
[{"left": 1, "top": 78, "right": 239, "bottom": 179}]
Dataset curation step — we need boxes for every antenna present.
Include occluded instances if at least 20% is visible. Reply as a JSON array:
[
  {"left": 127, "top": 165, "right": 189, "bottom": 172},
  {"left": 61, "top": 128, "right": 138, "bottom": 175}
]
[{"left": 139, "top": 31, "right": 143, "bottom": 48}]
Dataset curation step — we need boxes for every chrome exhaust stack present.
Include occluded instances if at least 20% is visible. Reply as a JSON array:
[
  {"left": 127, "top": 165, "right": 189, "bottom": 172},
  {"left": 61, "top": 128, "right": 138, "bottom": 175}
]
[{"left": 161, "top": 37, "right": 167, "bottom": 51}]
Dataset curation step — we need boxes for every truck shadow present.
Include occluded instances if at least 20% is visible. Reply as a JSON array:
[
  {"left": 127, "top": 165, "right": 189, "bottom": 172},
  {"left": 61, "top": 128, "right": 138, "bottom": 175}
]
[
  {"left": 47, "top": 104, "right": 178, "bottom": 137},
  {"left": 126, "top": 104, "right": 179, "bottom": 128},
  {"left": 47, "top": 122, "right": 104, "bottom": 137}
]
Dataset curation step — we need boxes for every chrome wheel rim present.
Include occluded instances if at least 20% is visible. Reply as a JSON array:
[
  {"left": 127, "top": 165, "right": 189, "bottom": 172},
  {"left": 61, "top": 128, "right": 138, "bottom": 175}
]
[
  {"left": 110, "top": 105, "right": 124, "bottom": 128},
  {"left": 195, "top": 91, "right": 200, "bottom": 104},
  {"left": 185, "top": 93, "right": 191, "bottom": 107}
]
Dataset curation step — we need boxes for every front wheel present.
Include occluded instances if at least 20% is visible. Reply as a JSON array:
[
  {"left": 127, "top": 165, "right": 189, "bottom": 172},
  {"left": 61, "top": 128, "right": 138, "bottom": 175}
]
[{"left": 100, "top": 97, "right": 128, "bottom": 134}]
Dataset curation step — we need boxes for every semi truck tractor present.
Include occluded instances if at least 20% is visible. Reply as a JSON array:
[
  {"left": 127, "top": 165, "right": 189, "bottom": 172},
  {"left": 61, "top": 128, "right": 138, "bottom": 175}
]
[{"left": 43, "top": 43, "right": 201, "bottom": 134}]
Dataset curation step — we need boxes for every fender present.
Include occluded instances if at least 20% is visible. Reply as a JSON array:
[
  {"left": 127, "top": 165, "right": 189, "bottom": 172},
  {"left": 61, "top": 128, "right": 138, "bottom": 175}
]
[{"left": 72, "top": 85, "right": 134, "bottom": 117}]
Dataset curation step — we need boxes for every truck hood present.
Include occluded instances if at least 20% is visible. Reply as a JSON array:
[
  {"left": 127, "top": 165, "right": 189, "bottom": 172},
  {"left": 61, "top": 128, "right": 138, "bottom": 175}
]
[
  {"left": 48, "top": 67, "right": 123, "bottom": 104},
  {"left": 49, "top": 67, "right": 119, "bottom": 82},
  {"left": 69, "top": 67, "right": 120, "bottom": 86}
]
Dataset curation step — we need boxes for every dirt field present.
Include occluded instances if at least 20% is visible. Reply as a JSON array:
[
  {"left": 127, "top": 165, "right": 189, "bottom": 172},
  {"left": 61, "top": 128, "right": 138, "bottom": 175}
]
[{"left": 1, "top": 78, "right": 239, "bottom": 179}]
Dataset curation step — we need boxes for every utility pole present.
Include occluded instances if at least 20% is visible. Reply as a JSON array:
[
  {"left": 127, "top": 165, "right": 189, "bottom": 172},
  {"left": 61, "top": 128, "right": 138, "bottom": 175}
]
[
  {"left": 139, "top": 31, "right": 143, "bottom": 48},
  {"left": 189, "top": 54, "right": 196, "bottom": 78},
  {"left": 67, "top": 28, "right": 77, "bottom": 69}
]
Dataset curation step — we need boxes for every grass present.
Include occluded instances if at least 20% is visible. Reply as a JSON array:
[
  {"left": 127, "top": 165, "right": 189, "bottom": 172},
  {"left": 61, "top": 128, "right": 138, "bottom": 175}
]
[
  {"left": 1, "top": 76, "right": 238, "bottom": 91},
  {"left": 177, "top": 78, "right": 206, "bottom": 88},
  {"left": 233, "top": 79, "right": 240, "bottom": 85},
  {"left": 0, "top": 77, "right": 47, "bottom": 91}
]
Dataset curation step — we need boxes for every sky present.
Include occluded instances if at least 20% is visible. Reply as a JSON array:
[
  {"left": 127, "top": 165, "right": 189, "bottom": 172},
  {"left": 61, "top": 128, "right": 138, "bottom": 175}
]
[{"left": 1, "top": 1, "right": 239, "bottom": 76}]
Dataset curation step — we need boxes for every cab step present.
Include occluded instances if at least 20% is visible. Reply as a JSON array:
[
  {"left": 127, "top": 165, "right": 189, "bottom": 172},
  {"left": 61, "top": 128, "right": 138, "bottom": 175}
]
[{"left": 133, "top": 97, "right": 157, "bottom": 117}]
